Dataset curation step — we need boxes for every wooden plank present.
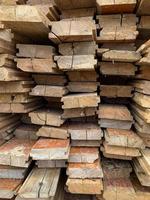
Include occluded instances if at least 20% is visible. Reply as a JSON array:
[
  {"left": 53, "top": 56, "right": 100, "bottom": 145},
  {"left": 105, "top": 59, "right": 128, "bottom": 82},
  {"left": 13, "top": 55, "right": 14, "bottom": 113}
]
[
  {"left": 59, "top": 42, "right": 97, "bottom": 55},
  {"left": 30, "top": 85, "right": 68, "bottom": 97},
  {"left": 67, "top": 71, "right": 98, "bottom": 82},
  {"left": 133, "top": 92, "right": 150, "bottom": 108},
  {"left": 54, "top": 55, "right": 97, "bottom": 71},
  {"left": 96, "top": 0, "right": 136, "bottom": 14},
  {"left": 67, "top": 82, "right": 98, "bottom": 93},
  {"left": 16, "top": 44, "right": 55, "bottom": 58},
  {"left": 62, "top": 93, "right": 100, "bottom": 109},
  {"left": 0, "top": 5, "right": 51, "bottom": 40},
  {"left": 0, "top": 138, "right": 35, "bottom": 167},
  {"left": 49, "top": 20, "right": 96, "bottom": 43},
  {"left": 136, "top": 66, "right": 150, "bottom": 80},
  {"left": 36, "top": 160, "right": 67, "bottom": 168},
  {"left": 137, "top": 0, "right": 150, "bottom": 15},
  {"left": 100, "top": 85, "right": 133, "bottom": 98},
  {"left": 69, "top": 147, "right": 99, "bottom": 163},
  {"left": 71, "top": 140, "right": 101, "bottom": 147},
  {"left": 67, "top": 159, "right": 103, "bottom": 179},
  {"left": 138, "top": 16, "right": 150, "bottom": 39},
  {"left": 30, "top": 138, "right": 70, "bottom": 160},
  {"left": 16, "top": 58, "right": 60, "bottom": 74},
  {"left": 99, "top": 62, "right": 136, "bottom": 76},
  {"left": 66, "top": 178, "right": 103, "bottom": 194},
  {"left": 133, "top": 80, "right": 150, "bottom": 95},
  {"left": 18, "top": 167, "right": 60, "bottom": 198},
  {"left": 29, "top": 108, "right": 65, "bottom": 126}
]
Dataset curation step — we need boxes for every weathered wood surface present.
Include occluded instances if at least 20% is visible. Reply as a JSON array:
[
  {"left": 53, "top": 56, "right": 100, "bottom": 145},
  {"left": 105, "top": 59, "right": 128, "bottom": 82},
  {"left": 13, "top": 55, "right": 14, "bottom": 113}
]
[
  {"left": 100, "top": 85, "right": 133, "bottom": 98},
  {"left": 69, "top": 147, "right": 99, "bottom": 163},
  {"left": 96, "top": 0, "right": 136, "bottom": 14},
  {"left": 33, "top": 74, "right": 67, "bottom": 86},
  {"left": 36, "top": 125, "right": 69, "bottom": 139},
  {"left": 71, "top": 140, "right": 101, "bottom": 147},
  {"left": 133, "top": 92, "right": 150, "bottom": 108},
  {"left": 137, "top": 39, "right": 150, "bottom": 54},
  {"left": 138, "top": 16, "right": 150, "bottom": 39},
  {"left": 99, "top": 62, "right": 136, "bottom": 76},
  {"left": 68, "top": 122, "right": 103, "bottom": 141},
  {"left": 133, "top": 80, "right": 150, "bottom": 95},
  {"left": 102, "top": 50, "right": 141, "bottom": 62},
  {"left": 49, "top": 20, "right": 96, "bottom": 43},
  {"left": 18, "top": 167, "right": 60, "bottom": 198},
  {"left": 0, "top": 54, "right": 15, "bottom": 68},
  {"left": 30, "top": 85, "right": 68, "bottom": 97},
  {"left": 67, "top": 71, "right": 98, "bottom": 82},
  {"left": 137, "top": 0, "right": 150, "bottom": 15},
  {"left": 136, "top": 66, "right": 150, "bottom": 80},
  {"left": 0, "top": 178, "right": 23, "bottom": 199},
  {"left": 102, "top": 158, "right": 132, "bottom": 179},
  {"left": 62, "top": 93, "right": 100, "bottom": 109},
  {"left": 67, "top": 82, "right": 98, "bottom": 93},
  {"left": 36, "top": 160, "right": 67, "bottom": 168},
  {"left": 0, "top": 5, "right": 51, "bottom": 40},
  {"left": 14, "top": 124, "right": 39, "bottom": 140},
  {"left": 104, "top": 128, "right": 144, "bottom": 148},
  {"left": 59, "top": 42, "right": 97, "bottom": 55},
  {"left": 16, "top": 44, "right": 55, "bottom": 58},
  {"left": 29, "top": 108, "right": 64, "bottom": 126},
  {"left": 16, "top": 58, "right": 60, "bottom": 74},
  {"left": 0, "top": 138, "right": 35, "bottom": 167},
  {"left": 62, "top": 107, "right": 97, "bottom": 119},
  {"left": 30, "top": 138, "right": 70, "bottom": 160},
  {"left": 98, "top": 104, "right": 133, "bottom": 129},
  {"left": 66, "top": 178, "right": 103, "bottom": 194},
  {"left": 67, "top": 159, "right": 103, "bottom": 179},
  {"left": 54, "top": 55, "right": 97, "bottom": 71}
]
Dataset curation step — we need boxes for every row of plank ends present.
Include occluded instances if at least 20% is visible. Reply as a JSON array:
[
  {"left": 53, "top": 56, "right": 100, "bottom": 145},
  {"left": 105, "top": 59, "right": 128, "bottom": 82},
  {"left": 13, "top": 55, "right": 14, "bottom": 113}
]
[
  {"left": 14, "top": 124, "right": 39, "bottom": 140},
  {"left": 98, "top": 104, "right": 133, "bottom": 129},
  {"left": 67, "top": 159, "right": 103, "bottom": 179},
  {"left": 69, "top": 147, "right": 99, "bottom": 163},
  {"left": 49, "top": 20, "right": 96, "bottom": 44},
  {"left": 0, "top": 5, "right": 51, "bottom": 40},
  {"left": 29, "top": 108, "right": 65, "bottom": 127},
  {"left": 16, "top": 44, "right": 56, "bottom": 58},
  {"left": 61, "top": 93, "right": 100, "bottom": 109},
  {"left": 96, "top": 0, "right": 136, "bottom": 14},
  {"left": 30, "top": 138, "right": 70, "bottom": 160},
  {"left": 0, "top": 138, "right": 35, "bottom": 167},
  {"left": 54, "top": 55, "right": 97, "bottom": 71},
  {"left": 17, "top": 167, "right": 61, "bottom": 199},
  {"left": 59, "top": 42, "right": 97, "bottom": 56},
  {"left": 66, "top": 178, "right": 103, "bottom": 195}
]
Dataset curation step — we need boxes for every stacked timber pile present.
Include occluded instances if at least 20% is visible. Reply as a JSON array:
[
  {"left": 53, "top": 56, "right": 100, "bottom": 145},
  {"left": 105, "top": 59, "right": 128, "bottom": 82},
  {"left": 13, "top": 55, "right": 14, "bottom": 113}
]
[
  {"left": 49, "top": 0, "right": 103, "bottom": 195},
  {"left": 96, "top": 0, "right": 145, "bottom": 160}
]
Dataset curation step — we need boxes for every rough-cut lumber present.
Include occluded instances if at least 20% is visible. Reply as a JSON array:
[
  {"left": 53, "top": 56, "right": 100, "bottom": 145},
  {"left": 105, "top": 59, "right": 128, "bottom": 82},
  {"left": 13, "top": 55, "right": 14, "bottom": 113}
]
[
  {"left": 0, "top": 5, "right": 51, "bottom": 40},
  {"left": 16, "top": 44, "right": 55, "bottom": 58},
  {"left": 36, "top": 160, "right": 67, "bottom": 168},
  {"left": 137, "top": 0, "right": 150, "bottom": 15},
  {"left": 138, "top": 16, "right": 150, "bottom": 39},
  {"left": 100, "top": 85, "right": 133, "bottom": 98},
  {"left": 69, "top": 147, "right": 99, "bottom": 163},
  {"left": 33, "top": 74, "right": 67, "bottom": 86},
  {"left": 99, "top": 62, "right": 136, "bottom": 76},
  {"left": 0, "top": 178, "right": 23, "bottom": 199},
  {"left": 16, "top": 58, "right": 60, "bottom": 74},
  {"left": 104, "top": 128, "right": 144, "bottom": 148},
  {"left": 62, "top": 93, "right": 100, "bottom": 109},
  {"left": 98, "top": 104, "right": 133, "bottom": 129},
  {"left": 136, "top": 66, "right": 150, "bottom": 80},
  {"left": 59, "top": 42, "right": 97, "bottom": 55},
  {"left": 67, "top": 159, "right": 103, "bottom": 179},
  {"left": 102, "top": 50, "right": 141, "bottom": 62},
  {"left": 66, "top": 178, "right": 103, "bottom": 195},
  {"left": 68, "top": 122, "right": 103, "bottom": 141},
  {"left": 14, "top": 124, "right": 39, "bottom": 140},
  {"left": 62, "top": 107, "right": 97, "bottom": 119},
  {"left": 18, "top": 167, "right": 60, "bottom": 198},
  {"left": 30, "top": 85, "right": 68, "bottom": 97},
  {"left": 0, "top": 54, "right": 15, "bottom": 68},
  {"left": 49, "top": 20, "right": 96, "bottom": 43},
  {"left": 96, "top": 0, "right": 136, "bottom": 14},
  {"left": 54, "top": 0, "right": 96, "bottom": 10},
  {"left": 36, "top": 125, "right": 69, "bottom": 139},
  {"left": 67, "top": 71, "right": 98, "bottom": 82},
  {"left": 67, "top": 82, "right": 98, "bottom": 93},
  {"left": 29, "top": 108, "right": 64, "bottom": 126},
  {"left": 30, "top": 138, "right": 70, "bottom": 160},
  {"left": 102, "top": 158, "right": 132, "bottom": 179},
  {"left": 71, "top": 140, "right": 101, "bottom": 147},
  {"left": 133, "top": 92, "right": 150, "bottom": 108},
  {"left": 133, "top": 80, "right": 150, "bottom": 95},
  {"left": 54, "top": 55, "right": 97, "bottom": 71},
  {"left": 0, "top": 138, "right": 35, "bottom": 167}
]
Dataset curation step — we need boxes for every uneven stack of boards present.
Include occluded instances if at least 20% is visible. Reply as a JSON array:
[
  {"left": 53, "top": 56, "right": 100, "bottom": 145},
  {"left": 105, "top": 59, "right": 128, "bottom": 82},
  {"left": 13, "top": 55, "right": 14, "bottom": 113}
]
[{"left": 0, "top": 0, "right": 149, "bottom": 200}]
